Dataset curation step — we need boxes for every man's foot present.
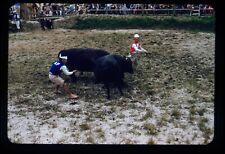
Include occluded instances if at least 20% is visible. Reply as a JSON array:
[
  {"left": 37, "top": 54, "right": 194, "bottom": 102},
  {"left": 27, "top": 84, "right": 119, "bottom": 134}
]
[{"left": 68, "top": 94, "right": 79, "bottom": 99}]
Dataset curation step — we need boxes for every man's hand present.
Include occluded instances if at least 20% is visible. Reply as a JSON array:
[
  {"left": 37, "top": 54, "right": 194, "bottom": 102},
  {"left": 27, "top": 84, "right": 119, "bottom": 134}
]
[
  {"left": 143, "top": 49, "right": 147, "bottom": 53},
  {"left": 140, "top": 50, "right": 147, "bottom": 54}
]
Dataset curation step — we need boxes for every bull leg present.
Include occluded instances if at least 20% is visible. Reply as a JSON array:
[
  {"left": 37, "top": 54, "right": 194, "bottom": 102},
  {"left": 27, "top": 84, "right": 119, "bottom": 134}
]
[
  {"left": 105, "top": 83, "right": 110, "bottom": 99},
  {"left": 94, "top": 79, "right": 100, "bottom": 84},
  {"left": 94, "top": 74, "right": 100, "bottom": 84},
  {"left": 121, "top": 79, "right": 125, "bottom": 87},
  {"left": 122, "top": 81, "right": 128, "bottom": 87},
  {"left": 70, "top": 73, "right": 77, "bottom": 83},
  {"left": 117, "top": 78, "right": 124, "bottom": 96},
  {"left": 118, "top": 84, "right": 123, "bottom": 96}
]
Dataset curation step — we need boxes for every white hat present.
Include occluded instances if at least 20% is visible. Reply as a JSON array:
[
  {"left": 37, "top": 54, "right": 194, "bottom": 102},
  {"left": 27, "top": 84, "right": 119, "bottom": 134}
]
[
  {"left": 134, "top": 34, "right": 140, "bottom": 38},
  {"left": 59, "top": 53, "right": 68, "bottom": 60}
]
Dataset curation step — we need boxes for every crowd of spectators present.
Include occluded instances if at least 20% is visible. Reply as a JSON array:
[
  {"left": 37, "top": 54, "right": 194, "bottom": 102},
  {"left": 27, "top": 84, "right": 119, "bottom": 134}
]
[
  {"left": 8, "top": 3, "right": 214, "bottom": 32},
  {"left": 37, "top": 3, "right": 214, "bottom": 16},
  {"left": 10, "top": 3, "right": 214, "bottom": 20},
  {"left": 86, "top": 4, "right": 214, "bottom": 15}
]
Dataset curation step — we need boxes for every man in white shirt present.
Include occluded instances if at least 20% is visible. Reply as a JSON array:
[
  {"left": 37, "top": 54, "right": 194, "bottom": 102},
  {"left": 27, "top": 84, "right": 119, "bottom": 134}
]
[
  {"left": 128, "top": 33, "right": 147, "bottom": 66},
  {"left": 49, "top": 54, "right": 78, "bottom": 99}
]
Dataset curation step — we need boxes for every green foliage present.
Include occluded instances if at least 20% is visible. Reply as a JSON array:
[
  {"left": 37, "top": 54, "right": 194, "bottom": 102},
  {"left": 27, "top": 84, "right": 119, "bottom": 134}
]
[{"left": 66, "top": 15, "right": 214, "bottom": 32}]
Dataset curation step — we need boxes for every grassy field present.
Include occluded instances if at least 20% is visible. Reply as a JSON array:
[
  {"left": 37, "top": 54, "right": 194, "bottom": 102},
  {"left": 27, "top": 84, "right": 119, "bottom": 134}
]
[{"left": 8, "top": 26, "right": 214, "bottom": 144}]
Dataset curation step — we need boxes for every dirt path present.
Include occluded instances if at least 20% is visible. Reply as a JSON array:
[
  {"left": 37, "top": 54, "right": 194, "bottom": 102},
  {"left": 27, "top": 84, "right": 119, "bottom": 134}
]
[{"left": 8, "top": 29, "right": 214, "bottom": 144}]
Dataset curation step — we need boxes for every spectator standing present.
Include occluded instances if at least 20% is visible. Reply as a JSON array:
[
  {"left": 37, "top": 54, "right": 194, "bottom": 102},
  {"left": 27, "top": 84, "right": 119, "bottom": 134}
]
[
  {"left": 12, "top": 11, "right": 21, "bottom": 30},
  {"left": 106, "top": 3, "right": 112, "bottom": 14},
  {"left": 122, "top": 4, "right": 128, "bottom": 15}
]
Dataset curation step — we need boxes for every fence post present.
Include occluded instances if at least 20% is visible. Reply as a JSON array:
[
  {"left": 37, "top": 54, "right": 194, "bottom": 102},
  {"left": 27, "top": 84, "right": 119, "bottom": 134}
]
[{"left": 173, "top": 5, "right": 175, "bottom": 16}]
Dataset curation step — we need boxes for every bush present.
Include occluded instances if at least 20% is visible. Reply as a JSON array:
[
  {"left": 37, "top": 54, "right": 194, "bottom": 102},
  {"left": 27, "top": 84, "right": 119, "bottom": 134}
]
[
  {"left": 67, "top": 15, "right": 214, "bottom": 32},
  {"left": 21, "top": 15, "right": 214, "bottom": 32}
]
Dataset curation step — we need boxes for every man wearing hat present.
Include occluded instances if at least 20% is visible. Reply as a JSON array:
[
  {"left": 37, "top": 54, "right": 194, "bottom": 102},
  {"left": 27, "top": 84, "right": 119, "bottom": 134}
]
[
  {"left": 49, "top": 54, "right": 78, "bottom": 99},
  {"left": 128, "top": 33, "right": 147, "bottom": 66}
]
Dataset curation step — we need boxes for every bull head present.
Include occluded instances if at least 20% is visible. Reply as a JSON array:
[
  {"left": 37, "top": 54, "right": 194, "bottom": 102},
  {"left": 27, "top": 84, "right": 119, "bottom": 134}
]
[
  {"left": 124, "top": 56, "right": 133, "bottom": 74},
  {"left": 124, "top": 55, "right": 131, "bottom": 61}
]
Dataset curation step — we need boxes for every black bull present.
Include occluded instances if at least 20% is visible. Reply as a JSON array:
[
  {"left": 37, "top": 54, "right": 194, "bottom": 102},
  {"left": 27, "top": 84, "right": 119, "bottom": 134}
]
[
  {"left": 94, "top": 54, "right": 133, "bottom": 99},
  {"left": 58, "top": 48, "right": 110, "bottom": 81}
]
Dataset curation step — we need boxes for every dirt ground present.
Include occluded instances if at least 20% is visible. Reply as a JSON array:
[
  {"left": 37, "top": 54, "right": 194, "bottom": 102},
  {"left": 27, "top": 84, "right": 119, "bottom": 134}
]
[{"left": 8, "top": 28, "right": 214, "bottom": 144}]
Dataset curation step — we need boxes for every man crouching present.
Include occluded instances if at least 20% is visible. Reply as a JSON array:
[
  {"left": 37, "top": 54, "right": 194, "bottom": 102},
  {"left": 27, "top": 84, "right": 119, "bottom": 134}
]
[{"left": 49, "top": 54, "right": 78, "bottom": 99}]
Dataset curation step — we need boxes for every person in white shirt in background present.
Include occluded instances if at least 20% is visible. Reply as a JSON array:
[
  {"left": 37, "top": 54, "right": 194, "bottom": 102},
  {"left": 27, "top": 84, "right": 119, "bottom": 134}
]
[{"left": 12, "top": 11, "right": 21, "bottom": 30}]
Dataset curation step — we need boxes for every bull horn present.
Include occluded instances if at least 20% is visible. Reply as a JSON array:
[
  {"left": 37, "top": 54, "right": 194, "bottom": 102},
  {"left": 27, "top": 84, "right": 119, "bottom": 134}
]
[{"left": 59, "top": 53, "right": 68, "bottom": 60}]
